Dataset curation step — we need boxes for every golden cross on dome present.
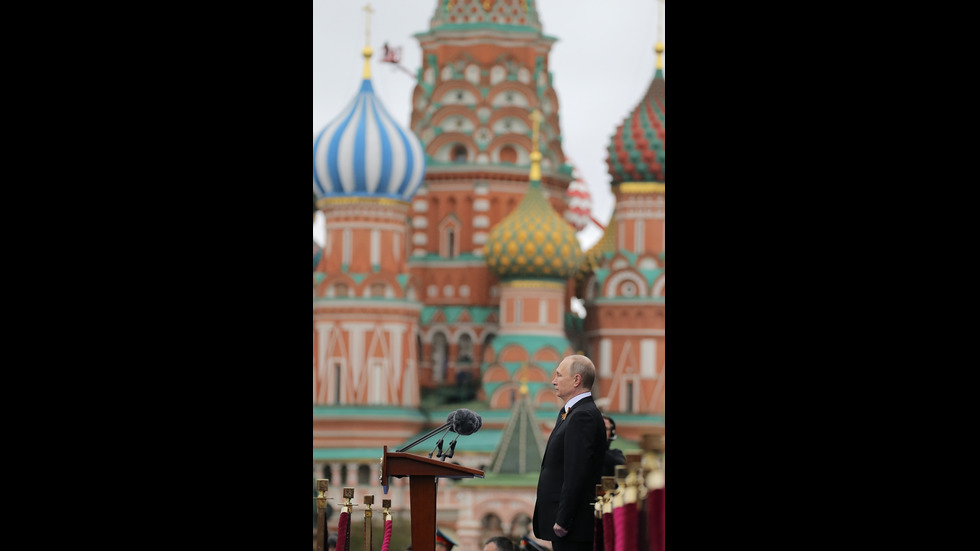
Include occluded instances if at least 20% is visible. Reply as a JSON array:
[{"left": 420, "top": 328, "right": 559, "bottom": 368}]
[
  {"left": 363, "top": 4, "right": 374, "bottom": 46},
  {"left": 362, "top": 4, "right": 374, "bottom": 79},
  {"left": 656, "top": 0, "right": 665, "bottom": 69},
  {"left": 529, "top": 109, "right": 542, "bottom": 181}
]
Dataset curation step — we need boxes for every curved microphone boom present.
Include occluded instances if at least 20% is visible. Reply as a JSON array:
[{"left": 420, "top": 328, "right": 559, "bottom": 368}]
[{"left": 396, "top": 410, "right": 456, "bottom": 453}]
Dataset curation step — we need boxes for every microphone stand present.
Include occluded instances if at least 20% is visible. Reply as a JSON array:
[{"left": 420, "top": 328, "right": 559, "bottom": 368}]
[
  {"left": 429, "top": 427, "right": 453, "bottom": 458},
  {"left": 441, "top": 439, "right": 458, "bottom": 461},
  {"left": 396, "top": 423, "right": 450, "bottom": 453}
]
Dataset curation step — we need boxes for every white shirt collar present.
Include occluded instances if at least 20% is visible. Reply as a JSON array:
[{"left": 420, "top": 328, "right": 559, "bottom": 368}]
[{"left": 564, "top": 391, "right": 592, "bottom": 413}]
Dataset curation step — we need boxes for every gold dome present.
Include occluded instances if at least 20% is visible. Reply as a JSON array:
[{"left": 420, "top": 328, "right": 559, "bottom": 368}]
[{"left": 484, "top": 181, "right": 582, "bottom": 279}]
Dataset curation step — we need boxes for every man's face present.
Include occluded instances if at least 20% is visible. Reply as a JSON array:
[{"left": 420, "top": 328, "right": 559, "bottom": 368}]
[
  {"left": 552, "top": 359, "right": 577, "bottom": 402},
  {"left": 604, "top": 418, "right": 614, "bottom": 441}
]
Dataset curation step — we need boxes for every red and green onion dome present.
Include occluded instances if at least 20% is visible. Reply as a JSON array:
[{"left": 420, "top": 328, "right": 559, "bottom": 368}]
[
  {"left": 431, "top": 0, "right": 542, "bottom": 31},
  {"left": 484, "top": 180, "right": 582, "bottom": 279},
  {"left": 607, "top": 43, "right": 665, "bottom": 184}
]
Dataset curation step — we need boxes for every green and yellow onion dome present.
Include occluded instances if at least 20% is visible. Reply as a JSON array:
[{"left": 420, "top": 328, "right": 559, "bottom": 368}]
[{"left": 484, "top": 180, "right": 583, "bottom": 279}]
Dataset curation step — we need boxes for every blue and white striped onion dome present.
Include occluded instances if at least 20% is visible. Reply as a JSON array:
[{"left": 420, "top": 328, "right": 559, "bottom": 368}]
[{"left": 313, "top": 79, "right": 426, "bottom": 202}]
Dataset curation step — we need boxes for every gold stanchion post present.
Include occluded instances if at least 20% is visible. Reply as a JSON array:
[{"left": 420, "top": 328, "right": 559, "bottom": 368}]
[
  {"left": 601, "top": 476, "right": 617, "bottom": 516},
  {"left": 364, "top": 495, "right": 374, "bottom": 551},
  {"left": 317, "top": 479, "right": 329, "bottom": 551},
  {"left": 613, "top": 465, "right": 628, "bottom": 509}
]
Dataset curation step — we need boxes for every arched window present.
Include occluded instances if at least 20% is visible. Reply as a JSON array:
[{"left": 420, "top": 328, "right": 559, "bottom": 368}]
[
  {"left": 357, "top": 465, "right": 371, "bottom": 485},
  {"left": 457, "top": 334, "right": 473, "bottom": 365},
  {"left": 499, "top": 145, "right": 517, "bottom": 164},
  {"left": 432, "top": 332, "right": 448, "bottom": 383},
  {"left": 440, "top": 215, "right": 461, "bottom": 259},
  {"left": 452, "top": 145, "right": 467, "bottom": 163}
]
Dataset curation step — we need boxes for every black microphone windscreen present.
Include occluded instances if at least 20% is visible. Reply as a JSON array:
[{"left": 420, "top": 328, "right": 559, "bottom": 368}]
[
  {"left": 446, "top": 410, "right": 457, "bottom": 424},
  {"left": 452, "top": 408, "right": 483, "bottom": 436}
]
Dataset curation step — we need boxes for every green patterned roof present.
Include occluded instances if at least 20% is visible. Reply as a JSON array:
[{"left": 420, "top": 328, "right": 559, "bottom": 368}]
[{"left": 484, "top": 180, "right": 582, "bottom": 279}]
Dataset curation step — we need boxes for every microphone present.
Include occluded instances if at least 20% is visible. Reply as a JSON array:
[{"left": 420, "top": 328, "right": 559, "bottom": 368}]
[
  {"left": 451, "top": 408, "right": 483, "bottom": 436},
  {"left": 441, "top": 409, "right": 483, "bottom": 460}
]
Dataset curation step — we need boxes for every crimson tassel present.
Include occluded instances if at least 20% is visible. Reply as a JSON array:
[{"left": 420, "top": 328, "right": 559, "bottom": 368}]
[
  {"left": 603, "top": 511, "right": 615, "bottom": 551},
  {"left": 337, "top": 511, "right": 350, "bottom": 551},
  {"left": 381, "top": 519, "right": 392, "bottom": 551}
]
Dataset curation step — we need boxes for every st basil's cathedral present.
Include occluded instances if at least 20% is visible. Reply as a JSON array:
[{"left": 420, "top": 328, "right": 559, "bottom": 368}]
[{"left": 313, "top": 2, "right": 664, "bottom": 549}]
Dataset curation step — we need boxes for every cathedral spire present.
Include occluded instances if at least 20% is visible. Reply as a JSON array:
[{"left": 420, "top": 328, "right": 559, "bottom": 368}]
[
  {"left": 362, "top": 3, "right": 374, "bottom": 79},
  {"left": 529, "top": 109, "right": 542, "bottom": 182}
]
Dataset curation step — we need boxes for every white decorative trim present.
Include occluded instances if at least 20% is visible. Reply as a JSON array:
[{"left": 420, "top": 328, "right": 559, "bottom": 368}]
[
  {"left": 641, "top": 339, "right": 656, "bottom": 379},
  {"left": 652, "top": 275, "right": 665, "bottom": 297},
  {"left": 605, "top": 270, "right": 648, "bottom": 298}
]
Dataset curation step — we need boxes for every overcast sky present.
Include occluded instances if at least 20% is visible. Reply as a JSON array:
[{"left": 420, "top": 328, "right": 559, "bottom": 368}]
[{"left": 313, "top": 0, "right": 665, "bottom": 249}]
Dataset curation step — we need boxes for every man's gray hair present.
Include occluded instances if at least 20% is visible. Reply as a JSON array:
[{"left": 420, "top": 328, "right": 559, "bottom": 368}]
[{"left": 566, "top": 354, "right": 596, "bottom": 390}]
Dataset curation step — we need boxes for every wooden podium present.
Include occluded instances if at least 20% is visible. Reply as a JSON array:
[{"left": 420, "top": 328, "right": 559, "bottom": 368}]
[{"left": 381, "top": 445, "right": 484, "bottom": 551}]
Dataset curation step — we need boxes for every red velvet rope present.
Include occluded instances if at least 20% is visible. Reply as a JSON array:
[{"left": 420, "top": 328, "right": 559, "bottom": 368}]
[
  {"left": 381, "top": 519, "right": 392, "bottom": 551},
  {"left": 659, "top": 488, "right": 665, "bottom": 551},
  {"left": 621, "top": 502, "right": 638, "bottom": 551},
  {"left": 613, "top": 506, "right": 626, "bottom": 551},
  {"left": 337, "top": 511, "right": 349, "bottom": 551},
  {"left": 602, "top": 511, "right": 615, "bottom": 551},
  {"left": 648, "top": 489, "right": 664, "bottom": 551},
  {"left": 594, "top": 515, "right": 604, "bottom": 551}
]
